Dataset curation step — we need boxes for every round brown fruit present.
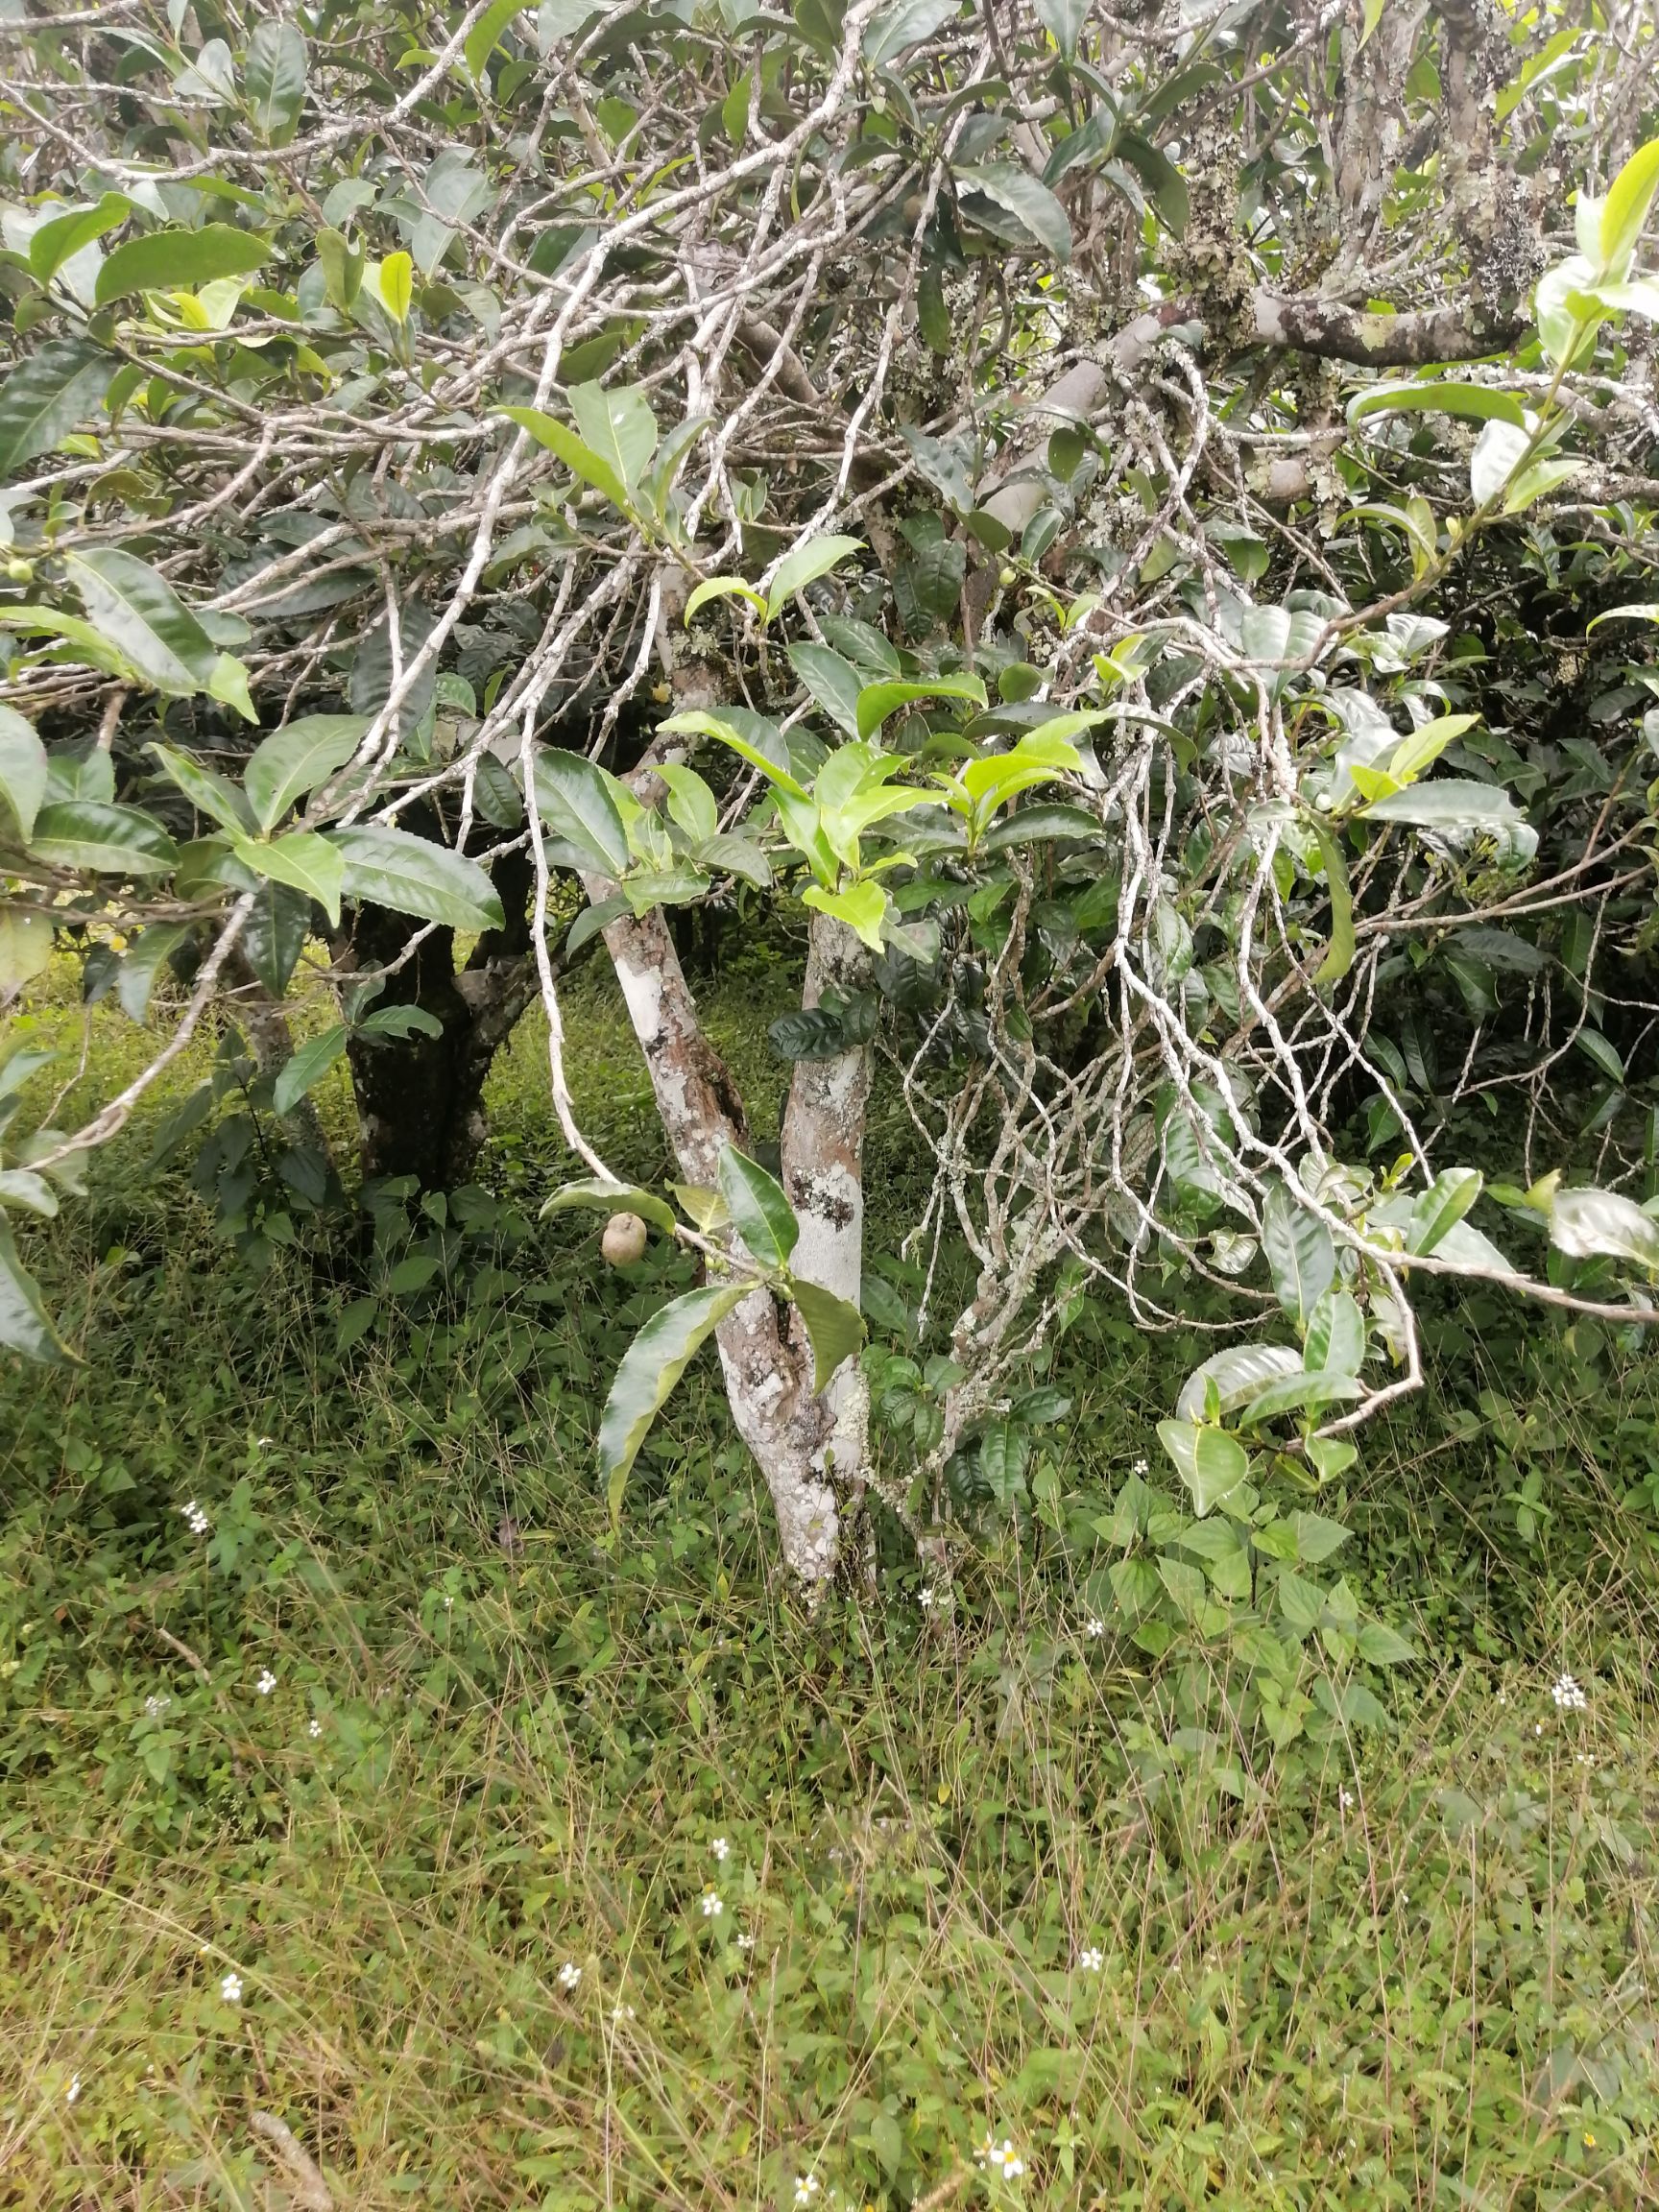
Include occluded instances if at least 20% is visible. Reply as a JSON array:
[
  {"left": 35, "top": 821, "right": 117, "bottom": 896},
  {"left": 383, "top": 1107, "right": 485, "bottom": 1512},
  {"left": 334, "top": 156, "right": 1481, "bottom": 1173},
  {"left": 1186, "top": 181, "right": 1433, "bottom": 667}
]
[{"left": 601, "top": 1212, "right": 649, "bottom": 1266}]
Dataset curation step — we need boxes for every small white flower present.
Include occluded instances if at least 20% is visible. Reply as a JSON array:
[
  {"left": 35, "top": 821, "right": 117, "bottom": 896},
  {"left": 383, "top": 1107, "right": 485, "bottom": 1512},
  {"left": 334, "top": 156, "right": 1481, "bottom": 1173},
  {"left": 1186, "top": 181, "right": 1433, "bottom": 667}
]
[
  {"left": 1551, "top": 1671, "right": 1587, "bottom": 1711},
  {"left": 976, "top": 2135, "right": 1022, "bottom": 2176},
  {"left": 1339, "top": 1788, "right": 1355, "bottom": 1812},
  {"left": 253, "top": 1436, "right": 276, "bottom": 1450},
  {"left": 181, "top": 1501, "right": 209, "bottom": 1536},
  {"left": 144, "top": 1694, "right": 171, "bottom": 1719},
  {"left": 1076, "top": 1946, "right": 1103, "bottom": 1972},
  {"left": 307, "top": 1718, "right": 323, "bottom": 1740},
  {"left": 1535, "top": 1721, "right": 1544, "bottom": 1736},
  {"left": 66, "top": 2074, "right": 81, "bottom": 2104},
  {"left": 1575, "top": 1751, "right": 1594, "bottom": 1768},
  {"left": 710, "top": 1837, "right": 731, "bottom": 1862},
  {"left": 1084, "top": 1616, "right": 1105, "bottom": 1639},
  {"left": 735, "top": 1931, "right": 755, "bottom": 1951},
  {"left": 793, "top": 2177, "right": 820, "bottom": 2207},
  {"left": 919, "top": 1585, "right": 936, "bottom": 1610},
  {"left": 442, "top": 1593, "right": 454, "bottom": 1610},
  {"left": 254, "top": 1670, "right": 276, "bottom": 1696},
  {"left": 557, "top": 1960, "right": 581, "bottom": 1990},
  {"left": 1132, "top": 1457, "right": 1149, "bottom": 1475},
  {"left": 220, "top": 1971, "right": 243, "bottom": 2004},
  {"left": 611, "top": 2001, "right": 636, "bottom": 2021},
  {"left": 701, "top": 1889, "right": 723, "bottom": 1918}
]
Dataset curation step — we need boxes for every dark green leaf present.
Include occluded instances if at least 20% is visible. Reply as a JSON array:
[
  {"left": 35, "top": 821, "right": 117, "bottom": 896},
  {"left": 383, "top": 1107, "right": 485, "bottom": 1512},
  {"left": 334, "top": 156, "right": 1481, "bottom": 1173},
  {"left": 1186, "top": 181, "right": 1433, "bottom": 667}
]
[
  {"left": 531, "top": 749, "right": 631, "bottom": 876},
  {"left": 244, "top": 714, "right": 371, "bottom": 832},
  {"left": 29, "top": 196, "right": 131, "bottom": 286},
  {"left": 28, "top": 801, "right": 178, "bottom": 876},
  {"left": 66, "top": 548, "right": 218, "bottom": 693},
  {"left": 331, "top": 826, "right": 505, "bottom": 931},
  {"left": 0, "top": 340, "right": 111, "bottom": 477},
  {"left": 955, "top": 162, "right": 1072, "bottom": 261},
  {"left": 241, "top": 878, "right": 309, "bottom": 998},
  {"left": 94, "top": 223, "right": 273, "bottom": 304},
  {"left": 716, "top": 1143, "right": 800, "bottom": 1269},
  {"left": 273, "top": 1024, "right": 346, "bottom": 1115}
]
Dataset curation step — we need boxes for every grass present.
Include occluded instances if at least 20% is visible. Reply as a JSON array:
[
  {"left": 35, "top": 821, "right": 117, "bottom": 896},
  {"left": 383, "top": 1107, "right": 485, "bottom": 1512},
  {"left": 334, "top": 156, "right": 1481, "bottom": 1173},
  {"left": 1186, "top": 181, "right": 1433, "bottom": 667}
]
[{"left": 3, "top": 968, "right": 1659, "bottom": 2209}]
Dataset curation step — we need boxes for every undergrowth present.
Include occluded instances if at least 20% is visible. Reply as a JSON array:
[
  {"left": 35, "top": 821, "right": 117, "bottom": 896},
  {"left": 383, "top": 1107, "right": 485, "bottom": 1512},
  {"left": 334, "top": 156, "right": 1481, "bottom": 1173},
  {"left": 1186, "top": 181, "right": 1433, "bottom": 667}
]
[{"left": 2, "top": 974, "right": 1658, "bottom": 2209}]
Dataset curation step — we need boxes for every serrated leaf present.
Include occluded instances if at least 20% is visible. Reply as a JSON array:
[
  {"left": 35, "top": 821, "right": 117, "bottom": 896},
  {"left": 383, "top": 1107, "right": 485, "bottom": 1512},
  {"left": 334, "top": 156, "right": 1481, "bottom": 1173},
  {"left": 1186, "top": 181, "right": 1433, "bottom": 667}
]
[
  {"left": 1156, "top": 1421, "right": 1250, "bottom": 1517},
  {"left": 244, "top": 714, "right": 371, "bottom": 832},
  {"left": 241, "top": 878, "right": 309, "bottom": 998},
  {"left": 1175, "top": 1343, "right": 1303, "bottom": 1422},
  {"left": 1303, "top": 1288, "right": 1365, "bottom": 1376},
  {"left": 1239, "top": 1370, "right": 1365, "bottom": 1424},
  {"left": 802, "top": 878, "right": 888, "bottom": 951},
  {"left": 147, "top": 742, "right": 254, "bottom": 833},
  {"left": 787, "top": 1274, "right": 866, "bottom": 1391},
  {"left": 1033, "top": 0, "right": 1087, "bottom": 56},
  {"left": 789, "top": 643, "right": 864, "bottom": 737},
  {"left": 1261, "top": 1183, "right": 1335, "bottom": 1329},
  {"left": 1407, "top": 1166, "right": 1482, "bottom": 1256},
  {"left": 567, "top": 379, "right": 658, "bottom": 493},
  {"left": 1469, "top": 418, "right": 1531, "bottom": 507},
  {"left": 0, "top": 340, "right": 112, "bottom": 475},
  {"left": 28, "top": 196, "right": 131, "bottom": 287},
  {"left": 0, "top": 903, "right": 52, "bottom": 994},
  {"left": 978, "top": 1417, "right": 1031, "bottom": 1505},
  {"left": 28, "top": 801, "right": 178, "bottom": 877},
  {"left": 855, "top": 674, "right": 986, "bottom": 741},
  {"left": 66, "top": 548, "right": 218, "bottom": 694},
  {"left": 955, "top": 162, "right": 1072, "bottom": 262},
  {"left": 244, "top": 20, "right": 307, "bottom": 142},
  {"left": 331, "top": 826, "right": 505, "bottom": 931},
  {"left": 498, "top": 405, "right": 630, "bottom": 509},
  {"left": 1359, "top": 779, "right": 1529, "bottom": 841},
  {"left": 658, "top": 764, "right": 718, "bottom": 844},
  {"left": 597, "top": 1282, "right": 749, "bottom": 1515},
  {"left": 377, "top": 250, "right": 413, "bottom": 324},
  {"left": 273, "top": 1023, "right": 346, "bottom": 1116},
  {"left": 1599, "top": 134, "right": 1659, "bottom": 278},
  {"left": 684, "top": 575, "right": 766, "bottom": 624},
  {"left": 229, "top": 829, "right": 346, "bottom": 926},
  {"left": 531, "top": 748, "right": 632, "bottom": 876},
  {"left": 115, "top": 923, "right": 188, "bottom": 1024},
  {"left": 716, "top": 1144, "right": 799, "bottom": 1270},
  {"left": 764, "top": 534, "right": 863, "bottom": 622},
  {"left": 94, "top": 223, "right": 272, "bottom": 304},
  {"left": 354, "top": 1002, "right": 444, "bottom": 1040},
  {"left": 0, "top": 707, "right": 48, "bottom": 844}
]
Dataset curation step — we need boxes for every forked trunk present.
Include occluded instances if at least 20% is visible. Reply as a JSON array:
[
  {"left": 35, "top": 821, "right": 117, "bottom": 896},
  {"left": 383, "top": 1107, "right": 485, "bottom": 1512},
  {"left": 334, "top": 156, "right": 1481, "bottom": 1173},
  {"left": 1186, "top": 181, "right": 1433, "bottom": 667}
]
[{"left": 602, "top": 904, "right": 873, "bottom": 1582}]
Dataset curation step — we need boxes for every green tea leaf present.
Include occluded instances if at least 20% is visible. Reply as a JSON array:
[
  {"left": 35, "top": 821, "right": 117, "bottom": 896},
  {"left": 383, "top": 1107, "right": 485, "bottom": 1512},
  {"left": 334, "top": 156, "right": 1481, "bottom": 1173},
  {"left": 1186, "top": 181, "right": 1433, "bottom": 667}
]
[
  {"left": 716, "top": 1143, "right": 800, "bottom": 1270},
  {"left": 597, "top": 1283, "right": 749, "bottom": 1516},
  {"left": 94, "top": 223, "right": 272, "bottom": 304}
]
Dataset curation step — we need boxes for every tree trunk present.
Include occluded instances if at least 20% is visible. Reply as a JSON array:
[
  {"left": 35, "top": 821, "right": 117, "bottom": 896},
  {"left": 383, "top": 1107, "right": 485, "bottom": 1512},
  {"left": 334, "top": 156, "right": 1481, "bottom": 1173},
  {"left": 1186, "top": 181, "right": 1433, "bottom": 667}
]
[
  {"left": 601, "top": 902, "right": 873, "bottom": 1584},
  {"left": 333, "top": 844, "right": 538, "bottom": 1188}
]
